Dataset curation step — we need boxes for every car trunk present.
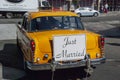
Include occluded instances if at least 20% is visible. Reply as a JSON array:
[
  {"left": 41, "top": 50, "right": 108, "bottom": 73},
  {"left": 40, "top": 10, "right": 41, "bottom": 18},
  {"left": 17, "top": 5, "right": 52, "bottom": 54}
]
[
  {"left": 29, "top": 30, "right": 99, "bottom": 53},
  {"left": 30, "top": 30, "right": 98, "bottom": 63}
]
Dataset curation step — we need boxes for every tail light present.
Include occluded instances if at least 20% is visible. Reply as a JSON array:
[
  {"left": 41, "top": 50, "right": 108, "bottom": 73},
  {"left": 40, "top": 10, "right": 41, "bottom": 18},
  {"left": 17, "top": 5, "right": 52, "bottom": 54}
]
[
  {"left": 30, "top": 40, "right": 35, "bottom": 53},
  {"left": 99, "top": 36, "right": 105, "bottom": 48}
]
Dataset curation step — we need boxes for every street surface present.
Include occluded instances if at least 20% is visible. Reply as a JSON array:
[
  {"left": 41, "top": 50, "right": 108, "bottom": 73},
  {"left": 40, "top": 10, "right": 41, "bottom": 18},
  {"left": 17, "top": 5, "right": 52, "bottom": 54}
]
[{"left": 0, "top": 13, "right": 120, "bottom": 80}]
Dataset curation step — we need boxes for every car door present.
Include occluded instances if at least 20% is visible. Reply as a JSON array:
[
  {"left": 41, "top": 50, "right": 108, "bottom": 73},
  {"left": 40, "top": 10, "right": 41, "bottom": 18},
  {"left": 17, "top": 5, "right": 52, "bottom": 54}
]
[
  {"left": 83, "top": 8, "right": 90, "bottom": 16},
  {"left": 82, "top": 8, "right": 92, "bottom": 16},
  {"left": 87, "top": 8, "right": 94, "bottom": 16},
  {"left": 21, "top": 16, "right": 31, "bottom": 60},
  {"left": 79, "top": 7, "right": 87, "bottom": 16}
]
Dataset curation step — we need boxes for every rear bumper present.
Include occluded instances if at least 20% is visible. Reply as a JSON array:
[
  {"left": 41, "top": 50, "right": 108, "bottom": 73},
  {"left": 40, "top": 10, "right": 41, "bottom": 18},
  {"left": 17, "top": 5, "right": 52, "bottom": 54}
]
[{"left": 26, "top": 57, "right": 106, "bottom": 71}]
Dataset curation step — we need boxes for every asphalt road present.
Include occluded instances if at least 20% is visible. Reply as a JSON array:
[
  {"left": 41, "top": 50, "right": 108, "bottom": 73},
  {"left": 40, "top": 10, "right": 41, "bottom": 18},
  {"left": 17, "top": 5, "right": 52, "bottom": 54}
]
[
  {"left": 0, "top": 37, "right": 120, "bottom": 80},
  {"left": 0, "top": 15, "right": 120, "bottom": 80},
  {"left": 90, "top": 37, "right": 120, "bottom": 80}
]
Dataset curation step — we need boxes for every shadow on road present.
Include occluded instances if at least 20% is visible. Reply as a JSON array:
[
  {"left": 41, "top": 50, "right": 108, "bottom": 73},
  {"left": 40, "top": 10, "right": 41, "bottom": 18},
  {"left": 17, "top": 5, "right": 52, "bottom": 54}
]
[
  {"left": 106, "top": 43, "right": 120, "bottom": 46},
  {"left": 0, "top": 40, "right": 91, "bottom": 80},
  {"left": 19, "top": 67, "right": 90, "bottom": 80},
  {"left": 0, "top": 43, "right": 23, "bottom": 69},
  {"left": 0, "top": 41, "right": 25, "bottom": 79},
  {"left": 97, "top": 27, "right": 120, "bottom": 38}
]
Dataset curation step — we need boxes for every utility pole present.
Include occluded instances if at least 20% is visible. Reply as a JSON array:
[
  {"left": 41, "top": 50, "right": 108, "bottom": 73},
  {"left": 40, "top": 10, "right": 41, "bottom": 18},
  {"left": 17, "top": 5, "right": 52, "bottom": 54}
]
[
  {"left": 77, "top": 0, "right": 80, "bottom": 8},
  {"left": 66, "top": 0, "right": 73, "bottom": 11},
  {"left": 92, "top": 0, "right": 95, "bottom": 9},
  {"left": 98, "top": 0, "right": 101, "bottom": 11}
]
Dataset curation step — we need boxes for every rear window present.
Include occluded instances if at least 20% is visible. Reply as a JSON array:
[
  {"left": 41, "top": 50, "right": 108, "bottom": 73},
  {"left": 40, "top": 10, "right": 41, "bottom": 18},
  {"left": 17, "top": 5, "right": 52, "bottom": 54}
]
[{"left": 30, "top": 16, "right": 84, "bottom": 31}]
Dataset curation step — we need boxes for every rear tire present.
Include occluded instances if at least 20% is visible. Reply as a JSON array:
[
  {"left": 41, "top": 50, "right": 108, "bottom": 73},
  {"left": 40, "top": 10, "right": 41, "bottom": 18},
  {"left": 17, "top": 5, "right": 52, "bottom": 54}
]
[
  {"left": 77, "top": 13, "right": 81, "bottom": 17},
  {"left": 16, "top": 37, "right": 28, "bottom": 71},
  {"left": 93, "top": 12, "right": 98, "bottom": 17},
  {"left": 16, "top": 37, "right": 19, "bottom": 48},
  {"left": 5, "top": 13, "right": 13, "bottom": 18},
  {"left": 23, "top": 60, "right": 32, "bottom": 73}
]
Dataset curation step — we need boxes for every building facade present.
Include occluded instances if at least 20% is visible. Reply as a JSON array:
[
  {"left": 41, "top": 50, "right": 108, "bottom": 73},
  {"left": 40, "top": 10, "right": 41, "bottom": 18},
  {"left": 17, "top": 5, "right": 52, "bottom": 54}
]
[
  {"left": 47, "top": 0, "right": 120, "bottom": 11},
  {"left": 101, "top": 0, "right": 120, "bottom": 11}
]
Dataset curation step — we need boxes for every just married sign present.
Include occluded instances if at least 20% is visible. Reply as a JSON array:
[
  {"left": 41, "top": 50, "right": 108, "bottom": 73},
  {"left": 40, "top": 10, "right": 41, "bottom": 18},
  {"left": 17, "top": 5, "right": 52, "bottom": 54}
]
[{"left": 53, "top": 34, "right": 86, "bottom": 61}]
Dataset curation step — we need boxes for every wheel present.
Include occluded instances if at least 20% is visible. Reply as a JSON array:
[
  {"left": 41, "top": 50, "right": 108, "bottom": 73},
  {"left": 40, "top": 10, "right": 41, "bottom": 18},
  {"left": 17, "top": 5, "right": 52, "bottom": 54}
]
[
  {"left": 5, "top": 13, "right": 13, "bottom": 18},
  {"left": 77, "top": 13, "right": 81, "bottom": 17},
  {"left": 23, "top": 58, "right": 27, "bottom": 70},
  {"left": 16, "top": 37, "right": 19, "bottom": 48},
  {"left": 23, "top": 59, "right": 32, "bottom": 73},
  {"left": 17, "top": 37, "right": 27, "bottom": 70},
  {"left": 93, "top": 12, "right": 98, "bottom": 17},
  {"left": 16, "top": 37, "right": 21, "bottom": 50}
]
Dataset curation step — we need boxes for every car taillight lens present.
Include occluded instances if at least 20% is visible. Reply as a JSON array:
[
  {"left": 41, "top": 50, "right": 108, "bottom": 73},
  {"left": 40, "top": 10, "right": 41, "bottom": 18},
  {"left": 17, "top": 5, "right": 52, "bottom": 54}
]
[
  {"left": 30, "top": 40, "right": 35, "bottom": 53},
  {"left": 99, "top": 36, "right": 105, "bottom": 48}
]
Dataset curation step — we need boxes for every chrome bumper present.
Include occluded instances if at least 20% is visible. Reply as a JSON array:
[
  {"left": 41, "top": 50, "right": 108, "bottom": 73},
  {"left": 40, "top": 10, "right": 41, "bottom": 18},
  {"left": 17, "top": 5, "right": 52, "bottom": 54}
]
[{"left": 26, "top": 57, "right": 106, "bottom": 71}]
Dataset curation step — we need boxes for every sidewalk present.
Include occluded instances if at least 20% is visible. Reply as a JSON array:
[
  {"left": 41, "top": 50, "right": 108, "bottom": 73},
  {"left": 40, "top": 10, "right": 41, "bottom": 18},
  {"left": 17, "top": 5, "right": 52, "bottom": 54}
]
[
  {"left": 100, "top": 11, "right": 120, "bottom": 17},
  {"left": 0, "top": 63, "right": 2, "bottom": 79},
  {"left": 0, "top": 24, "right": 16, "bottom": 40}
]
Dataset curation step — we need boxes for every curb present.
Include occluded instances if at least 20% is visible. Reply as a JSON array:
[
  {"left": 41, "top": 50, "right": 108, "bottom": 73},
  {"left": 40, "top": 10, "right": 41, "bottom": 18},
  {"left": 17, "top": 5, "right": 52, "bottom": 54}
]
[
  {"left": 0, "top": 63, "right": 2, "bottom": 80},
  {"left": 100, "top": 11, "right": 120, "bottom": 17}
]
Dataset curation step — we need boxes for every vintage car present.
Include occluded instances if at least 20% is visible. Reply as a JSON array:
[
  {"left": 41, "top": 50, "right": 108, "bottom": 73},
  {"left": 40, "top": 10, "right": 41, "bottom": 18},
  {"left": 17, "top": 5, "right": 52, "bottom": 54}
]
[{"left": 16, "top": 11, "right": 105, "bottom": 71}]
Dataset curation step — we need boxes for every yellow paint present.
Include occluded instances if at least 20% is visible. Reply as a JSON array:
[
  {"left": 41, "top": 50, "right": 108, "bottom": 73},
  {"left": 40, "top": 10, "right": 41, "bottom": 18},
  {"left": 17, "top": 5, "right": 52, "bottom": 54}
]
[
  {"left": 28, "top": 11, "right": 78, "bottom": 19},
  {"left": 18, "top": 11, "right": 104, "bottom": 64}
]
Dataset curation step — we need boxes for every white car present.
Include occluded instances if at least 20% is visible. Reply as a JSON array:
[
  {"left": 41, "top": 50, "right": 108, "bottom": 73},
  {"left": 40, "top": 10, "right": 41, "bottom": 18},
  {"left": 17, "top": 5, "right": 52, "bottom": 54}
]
[{"left": 74, "top": 7, "right": 100, "bottom": 17}]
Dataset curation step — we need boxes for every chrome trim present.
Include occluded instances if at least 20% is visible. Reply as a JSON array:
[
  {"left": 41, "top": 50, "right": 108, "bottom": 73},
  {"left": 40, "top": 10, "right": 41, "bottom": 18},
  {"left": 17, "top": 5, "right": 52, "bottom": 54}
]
[{"left": 26, "top": 57, "right": 106, "bottom": 70}]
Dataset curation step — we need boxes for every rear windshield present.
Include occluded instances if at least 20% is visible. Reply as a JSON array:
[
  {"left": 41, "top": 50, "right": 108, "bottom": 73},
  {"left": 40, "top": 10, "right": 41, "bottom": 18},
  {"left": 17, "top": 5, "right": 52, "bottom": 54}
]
[{"left": 30, "top": 16, "right": 84, "bottom": 31}]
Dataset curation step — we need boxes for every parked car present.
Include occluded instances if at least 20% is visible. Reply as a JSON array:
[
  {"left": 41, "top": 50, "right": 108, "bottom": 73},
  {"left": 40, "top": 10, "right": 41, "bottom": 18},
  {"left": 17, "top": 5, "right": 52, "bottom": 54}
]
[
  {"left": 74, "top": 7, "right": 100, "bottom": 17},
  {"left": 0, "top": 0, "right": 39, "bottom": 18},
  {"left": 16, "top": 11, "right": 105, "bottom": 71}
]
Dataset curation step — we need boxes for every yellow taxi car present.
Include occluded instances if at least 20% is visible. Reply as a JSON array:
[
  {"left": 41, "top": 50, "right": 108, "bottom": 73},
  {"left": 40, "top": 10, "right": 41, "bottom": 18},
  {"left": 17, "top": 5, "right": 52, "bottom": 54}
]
[{"left": 16, "top": 11, "right": 105, "bottom": 71}]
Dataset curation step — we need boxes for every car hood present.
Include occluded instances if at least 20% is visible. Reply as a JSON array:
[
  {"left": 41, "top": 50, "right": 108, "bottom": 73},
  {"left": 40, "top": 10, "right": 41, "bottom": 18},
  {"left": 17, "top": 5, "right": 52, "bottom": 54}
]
[{"left": 28, "top": 30, "right": 99, "bottom": 52}]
